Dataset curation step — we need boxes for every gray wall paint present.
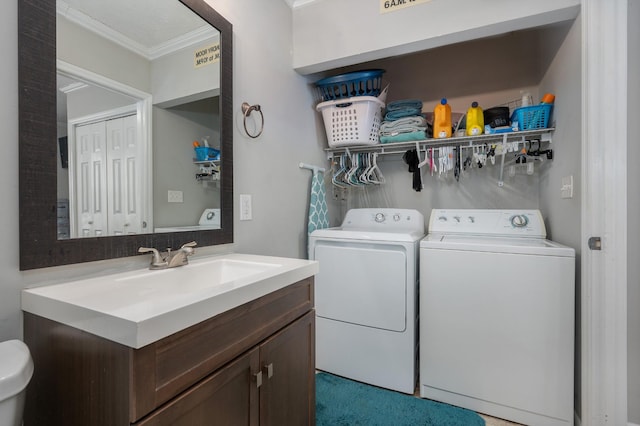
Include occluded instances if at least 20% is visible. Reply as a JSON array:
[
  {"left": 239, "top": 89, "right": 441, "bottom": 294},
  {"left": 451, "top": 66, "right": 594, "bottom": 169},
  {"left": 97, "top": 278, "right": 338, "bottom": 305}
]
[
  {"left": 536, "top": 16, "right": 583, "bottom": 418},
  {"left": 1, "top": 0, "right": 324, "bottom": 342},
  {"left": 57, "top": 16, "right": 151, "bottom": 93},
  {"left": 152, "top": 35, "right": 220, "bottom": 107},
  {"left": 153, "top": 99, "right": 221, "bottom": 227},
  {"left": 628, "top": 0, "right": 640, "bottom": 423},
  {"left": 3, "top": 1, "right": 636, "bottom": 421}
]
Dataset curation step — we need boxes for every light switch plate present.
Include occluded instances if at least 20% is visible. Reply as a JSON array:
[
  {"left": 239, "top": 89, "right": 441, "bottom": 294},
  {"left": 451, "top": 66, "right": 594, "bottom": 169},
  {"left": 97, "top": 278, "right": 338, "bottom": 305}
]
[
  {"left": 168, "top": 190, "right": 183, "bottom": 203},
  {"left": 561, "top": 176, "right": 573, "bottom": 199}
]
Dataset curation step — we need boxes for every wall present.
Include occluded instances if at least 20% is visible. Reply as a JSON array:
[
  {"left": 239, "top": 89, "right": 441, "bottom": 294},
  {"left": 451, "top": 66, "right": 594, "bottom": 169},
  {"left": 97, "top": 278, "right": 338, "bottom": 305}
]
[
  {"left": 292, "top": 0, "right": 580, "bottom": 74},
  {"left": 628, "top": 1, "right": 640, "bottom": 423},
  {"left": 152, "top": 35, "right": 220, "bottom": 107},
  {"left": 153, "top": 99, "right": 221, "bottom": 228},
  {"left": 207, "top": 1, "right": 329, "bottom": 256},
  {"left": 536, "top": 16, "right": 583, "bottom": 418},
  {"left": 0, "top": 0, "right": 324, "bottom": 343},
  {"left": 57, "top": 16, "right": 151, "bottom": 93},
  {"left": 323, "top": 30, "right": 550, "bottom": 216}
]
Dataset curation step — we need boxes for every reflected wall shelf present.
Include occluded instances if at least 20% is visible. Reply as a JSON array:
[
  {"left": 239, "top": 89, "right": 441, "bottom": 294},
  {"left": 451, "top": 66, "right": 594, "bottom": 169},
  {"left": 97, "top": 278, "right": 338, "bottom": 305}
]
[{"left": 194, "top": 159, "right": 220, "bottom": 183}]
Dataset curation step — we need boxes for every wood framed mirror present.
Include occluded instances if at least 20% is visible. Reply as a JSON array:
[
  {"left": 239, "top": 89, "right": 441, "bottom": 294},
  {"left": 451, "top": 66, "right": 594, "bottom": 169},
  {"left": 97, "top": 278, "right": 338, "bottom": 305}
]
[{"left": 18, "top": 0, "right": 233, "bottom": 270}]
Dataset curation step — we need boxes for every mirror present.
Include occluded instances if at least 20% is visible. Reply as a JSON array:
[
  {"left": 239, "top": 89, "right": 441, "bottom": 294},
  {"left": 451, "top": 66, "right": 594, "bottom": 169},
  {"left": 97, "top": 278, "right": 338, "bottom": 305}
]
[{"left": 19, "top": 0, "right": 233, "bottom": 270}]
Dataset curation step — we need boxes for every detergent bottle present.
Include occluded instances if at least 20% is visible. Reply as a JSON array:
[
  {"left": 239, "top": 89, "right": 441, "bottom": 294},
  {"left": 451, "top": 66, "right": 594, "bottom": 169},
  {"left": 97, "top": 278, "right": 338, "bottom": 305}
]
[
  {"left": 465, "top": 101, "right": 484, "bottom": 136},
  {"left": 433, "top": 98, "right": 452, "bottom": 138}
]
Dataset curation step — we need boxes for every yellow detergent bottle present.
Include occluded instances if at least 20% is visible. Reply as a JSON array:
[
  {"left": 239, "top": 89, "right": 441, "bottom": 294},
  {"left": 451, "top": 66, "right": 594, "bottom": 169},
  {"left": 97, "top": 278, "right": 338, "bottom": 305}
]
[
  {"left": 466, "top": 101, "right": 484, "bottom": 136},
  {"left": 433, "top": 98, "right": 452, "bottom": 138}
]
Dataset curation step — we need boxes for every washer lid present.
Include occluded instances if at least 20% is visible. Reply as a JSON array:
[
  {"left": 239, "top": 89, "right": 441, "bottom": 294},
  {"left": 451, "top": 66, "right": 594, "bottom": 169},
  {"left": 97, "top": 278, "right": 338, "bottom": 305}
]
[
  {"left": 0, "top": 340, "right": 33, "bottom": 402},
  {"left": 421, "top": 234, "right": 575, "bottom": 257}
]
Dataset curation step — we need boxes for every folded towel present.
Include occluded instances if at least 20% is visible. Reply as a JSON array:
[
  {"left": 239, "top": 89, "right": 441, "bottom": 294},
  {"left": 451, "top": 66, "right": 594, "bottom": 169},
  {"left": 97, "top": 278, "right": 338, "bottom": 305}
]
[
  {"left": 386, "top": 99, "right": 424, "bottom": 111},
  {"left": 384, "top": 108, "right": 423, "bottom": 121},
  {"left": 380, "top": 116, "right": 427, "bottom": 132},
  {"left": 380, "top": 130, "right": 428, "bottom": 144}
]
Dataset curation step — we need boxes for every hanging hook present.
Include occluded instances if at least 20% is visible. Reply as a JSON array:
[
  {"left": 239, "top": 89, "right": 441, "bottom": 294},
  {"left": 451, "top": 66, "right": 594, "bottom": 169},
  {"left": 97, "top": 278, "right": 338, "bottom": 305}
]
[{"left": 242, "top": 102, "right": 264, "bottom": 138}]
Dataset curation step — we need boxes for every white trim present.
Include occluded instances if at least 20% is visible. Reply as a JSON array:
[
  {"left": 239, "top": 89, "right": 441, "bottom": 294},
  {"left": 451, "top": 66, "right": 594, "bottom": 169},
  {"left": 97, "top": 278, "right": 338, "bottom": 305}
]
[
  {"left": 56, "top": 1, "right": 217, "bottom": 60},
  {"left": 581, "top": 0, "right": 628, "bottom": 425},
  {"left": 58, "top": 61, "right": 154, "bottom": 238}
]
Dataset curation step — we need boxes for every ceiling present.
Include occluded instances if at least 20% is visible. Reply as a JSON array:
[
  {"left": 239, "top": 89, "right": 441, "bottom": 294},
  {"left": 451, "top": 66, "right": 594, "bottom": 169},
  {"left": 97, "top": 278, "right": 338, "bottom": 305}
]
[
  {"left": 57, "top": 0, "right": 217, "bottom": 59},
  {"left": 282, "top": 0, "right": 318, "bottom": 9}
]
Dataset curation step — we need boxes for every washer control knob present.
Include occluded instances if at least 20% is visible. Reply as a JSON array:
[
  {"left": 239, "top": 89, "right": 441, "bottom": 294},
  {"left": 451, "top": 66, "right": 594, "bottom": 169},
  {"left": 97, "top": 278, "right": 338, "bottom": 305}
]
[
  {"left": 468, "top": 216, "right": 475, "bottom": 223},
  {"left": 510, "top": 214, "right": 529, "bottom": 228},
  {"left": 438, "top": 216, "right": 447, "bottom": 222},
  {"left": 393, "top": 214, "right": 401, "bottom": 222},
  {"left": 375, "top": 213, "right": 386, "bottom": 223},
  {"left": 453, "top": 216, "right": 461, "bottom": 223}
]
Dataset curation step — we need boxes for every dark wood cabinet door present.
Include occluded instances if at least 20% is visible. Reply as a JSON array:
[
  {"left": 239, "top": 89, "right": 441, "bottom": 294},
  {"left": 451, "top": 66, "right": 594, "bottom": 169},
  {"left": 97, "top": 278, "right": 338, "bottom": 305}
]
[
  {"left": 259, "top": 311, "right": 315, "bottom": 426},
  {"left": 134, "top": 348, "right": 260, "bottom": 426}
]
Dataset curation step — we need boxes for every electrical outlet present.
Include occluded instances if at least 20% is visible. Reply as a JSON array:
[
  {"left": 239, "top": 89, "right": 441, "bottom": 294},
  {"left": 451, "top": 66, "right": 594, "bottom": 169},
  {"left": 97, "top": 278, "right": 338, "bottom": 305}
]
[
  {"left": 240, "top": 194, "right": 252, "bottom": 220},
  {"left": 167, "top": 190, "right": 183, "bottom": 203}
]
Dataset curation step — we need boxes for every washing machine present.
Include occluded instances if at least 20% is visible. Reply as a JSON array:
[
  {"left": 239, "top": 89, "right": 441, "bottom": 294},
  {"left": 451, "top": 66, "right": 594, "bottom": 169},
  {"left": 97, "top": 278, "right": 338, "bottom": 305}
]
[
  {"left": 419, "top": 209, "right": 575, "bottom": 426},
  {"left": 309, "top": 208, "right": 425, "bottom": 394}
]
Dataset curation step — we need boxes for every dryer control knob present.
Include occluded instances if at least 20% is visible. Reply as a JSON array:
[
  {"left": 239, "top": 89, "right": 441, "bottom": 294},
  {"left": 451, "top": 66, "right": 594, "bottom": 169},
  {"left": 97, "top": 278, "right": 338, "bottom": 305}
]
[
  {"left": 393, "top": 214, "right": 401, "bottom": 222},
  {"left": 438, "top": 216, "right": 447, "bottom": 222},
  {"left": 510, "top": 214, "right": 529, "bottom": 228},
  {"left": 375, "top": 213, "right": 386, "bottom": 223}
]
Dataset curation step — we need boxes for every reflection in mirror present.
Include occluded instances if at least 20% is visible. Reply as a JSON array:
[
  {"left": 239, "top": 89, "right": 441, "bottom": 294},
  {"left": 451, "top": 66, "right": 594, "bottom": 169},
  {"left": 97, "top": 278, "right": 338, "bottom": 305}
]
[
  {"left": 56, "top": 0, "right": 222, "bottom": 239},
  {"left": 18, "top": 0, "right": 233, "bottom": 269}
]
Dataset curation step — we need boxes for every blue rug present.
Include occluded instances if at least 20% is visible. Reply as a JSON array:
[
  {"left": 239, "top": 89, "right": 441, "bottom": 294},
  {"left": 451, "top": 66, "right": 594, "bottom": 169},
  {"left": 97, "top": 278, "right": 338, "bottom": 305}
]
[{"left": 316, "top": 372, "right": 485, "bottom": 426}]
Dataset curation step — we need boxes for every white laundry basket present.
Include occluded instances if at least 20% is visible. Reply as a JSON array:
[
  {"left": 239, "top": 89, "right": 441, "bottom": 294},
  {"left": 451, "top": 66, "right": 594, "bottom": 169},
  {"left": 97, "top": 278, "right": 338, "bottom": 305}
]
[{"left": 316, "top": 88, "right": 387, "bottom": 148}]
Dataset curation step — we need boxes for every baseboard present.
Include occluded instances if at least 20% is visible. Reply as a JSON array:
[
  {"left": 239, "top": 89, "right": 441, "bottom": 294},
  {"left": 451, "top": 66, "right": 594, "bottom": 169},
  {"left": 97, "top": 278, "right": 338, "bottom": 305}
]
[{"left": 575, "top": 411, "right": 640, "bottom": 426}]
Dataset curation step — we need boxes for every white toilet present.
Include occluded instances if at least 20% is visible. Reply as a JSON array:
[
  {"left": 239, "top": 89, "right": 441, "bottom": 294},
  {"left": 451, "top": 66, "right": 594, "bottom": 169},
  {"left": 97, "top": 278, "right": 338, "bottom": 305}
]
[{"left": 0, "top": 340, "right": 33, "bottom": 426}]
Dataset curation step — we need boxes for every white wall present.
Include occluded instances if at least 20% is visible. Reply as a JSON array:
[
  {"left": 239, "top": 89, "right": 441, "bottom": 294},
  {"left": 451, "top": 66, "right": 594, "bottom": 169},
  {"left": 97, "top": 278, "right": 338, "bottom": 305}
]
[
  {"left": 292, "top": 0, "right": 580, "bottom": 74},
  {"left": 628, "top": 1, "right": 640, "bottom": 423}
]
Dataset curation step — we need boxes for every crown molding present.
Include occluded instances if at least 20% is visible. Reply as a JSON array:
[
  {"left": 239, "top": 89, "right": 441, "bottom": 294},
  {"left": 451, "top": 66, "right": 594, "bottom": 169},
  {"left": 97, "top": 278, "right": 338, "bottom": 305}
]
[{"left": 57, "top": 0, "right": 218, "bottom": 60}]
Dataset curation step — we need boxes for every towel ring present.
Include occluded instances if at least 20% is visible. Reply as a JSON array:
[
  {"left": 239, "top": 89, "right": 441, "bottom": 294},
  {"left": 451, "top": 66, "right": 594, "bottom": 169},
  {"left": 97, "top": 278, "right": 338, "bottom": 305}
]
[{"left": 242, "top": 102, "right": 264, "bottom": 138}]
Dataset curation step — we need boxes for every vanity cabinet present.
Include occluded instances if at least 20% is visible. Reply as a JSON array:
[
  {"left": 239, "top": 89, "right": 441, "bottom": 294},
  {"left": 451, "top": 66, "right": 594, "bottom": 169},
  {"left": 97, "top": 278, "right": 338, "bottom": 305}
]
[{"left": 23, "top": 277, "right": 315, "bottom": 426}]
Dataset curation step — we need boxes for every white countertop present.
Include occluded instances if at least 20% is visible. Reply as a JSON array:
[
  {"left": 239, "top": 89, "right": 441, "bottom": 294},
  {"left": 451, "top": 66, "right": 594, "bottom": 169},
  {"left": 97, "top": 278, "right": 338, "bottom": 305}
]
[{"left": 22, "top": 253, "right": 318, "bottom": 349}]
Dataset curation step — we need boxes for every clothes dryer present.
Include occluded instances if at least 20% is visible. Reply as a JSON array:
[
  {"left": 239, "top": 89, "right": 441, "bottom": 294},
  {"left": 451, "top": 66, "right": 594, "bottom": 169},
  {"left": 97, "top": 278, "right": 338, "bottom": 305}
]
[
  {"left": 419, "top": 209, "right": 575, "bottom": 426},
  {"left": 309, "top": 208, "right": 425, "bottom": 394}
]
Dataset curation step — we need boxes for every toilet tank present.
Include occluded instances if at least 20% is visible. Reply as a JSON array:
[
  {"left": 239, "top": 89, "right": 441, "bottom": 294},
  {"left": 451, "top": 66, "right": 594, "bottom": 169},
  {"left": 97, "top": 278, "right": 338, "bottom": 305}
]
[{"left": 0, "top": 340, "right": 33, "bottom": 426}]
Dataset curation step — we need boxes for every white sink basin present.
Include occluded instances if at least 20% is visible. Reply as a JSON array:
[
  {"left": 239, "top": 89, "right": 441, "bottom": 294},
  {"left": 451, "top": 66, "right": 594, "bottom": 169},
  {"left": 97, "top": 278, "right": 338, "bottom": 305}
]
[{"left": 22, "top": 253, "right": 318, "bottom": 348}]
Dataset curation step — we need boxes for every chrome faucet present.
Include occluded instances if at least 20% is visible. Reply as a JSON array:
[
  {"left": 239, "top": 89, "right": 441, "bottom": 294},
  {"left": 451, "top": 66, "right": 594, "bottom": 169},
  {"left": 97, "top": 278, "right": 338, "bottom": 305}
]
[{"left": 138, "top": 241, "right": 197, "bottom": 269}]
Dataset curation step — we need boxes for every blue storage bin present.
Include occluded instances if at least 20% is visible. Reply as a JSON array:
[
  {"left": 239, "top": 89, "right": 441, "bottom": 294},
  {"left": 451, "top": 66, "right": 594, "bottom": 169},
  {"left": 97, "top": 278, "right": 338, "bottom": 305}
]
[
  {"left": 194, "top": 147, "right": 220, "bottom": 161},
  {"left": 511, "top": 104, "right": 553, "bottom": 130},
  {"left": 315, "top": 69, "right": 385, "bottom": 101}
]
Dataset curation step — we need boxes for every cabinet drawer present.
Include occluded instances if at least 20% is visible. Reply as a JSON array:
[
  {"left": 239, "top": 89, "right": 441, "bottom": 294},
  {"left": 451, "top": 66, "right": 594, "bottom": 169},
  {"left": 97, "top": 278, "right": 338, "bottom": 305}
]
[
  {"left": 133, "top": 348, "right": 260, "bottom": 426},
  {"left": 130, "top": 277, "right": 313, "bottom": 422}
]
